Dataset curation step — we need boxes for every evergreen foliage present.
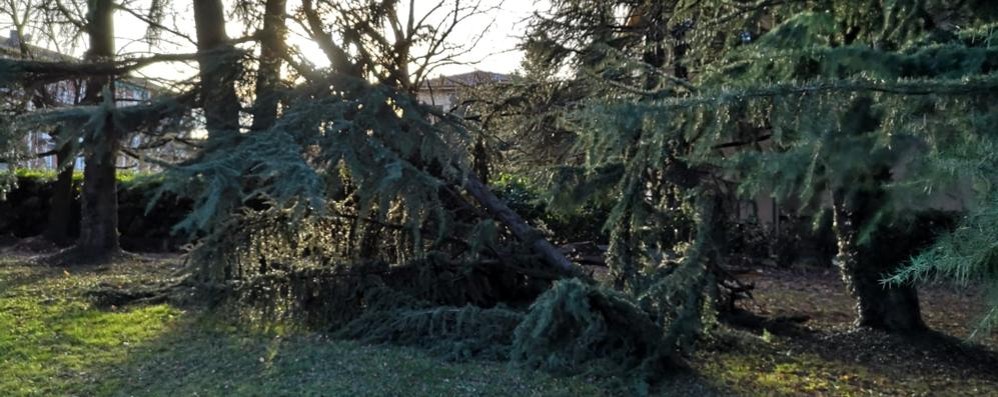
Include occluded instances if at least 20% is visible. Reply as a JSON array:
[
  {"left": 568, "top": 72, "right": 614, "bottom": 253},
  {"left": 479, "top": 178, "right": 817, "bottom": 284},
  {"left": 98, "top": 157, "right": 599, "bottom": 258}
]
[
  {"left": 560, "top": 2, "right": 998, "bottom": 332},
  {"left": 4, "top": 0, "right": 998, "bottom": 383},
  {"left": 888, "top": 203, "right": 998, "bottom": 334},
  {"left": 165, "top": 70, "right": 716, "bottom": 380},
  {"left": 500, "top": 0, "right": 998, "bottom": 336},
  {"left": 511, "top": 278, "right": 665, "bottom": 375},
  {"left": 164, "top": 77, "right": 477, "bottom": 278}
]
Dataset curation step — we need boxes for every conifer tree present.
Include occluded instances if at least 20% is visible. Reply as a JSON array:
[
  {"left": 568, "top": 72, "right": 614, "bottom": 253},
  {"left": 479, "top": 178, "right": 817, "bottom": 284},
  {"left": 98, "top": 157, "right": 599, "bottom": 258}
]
[
  {"left": 0, "top": 0, "right": 82, "bottom": 245},
  {"left": 0, "top": 0, "right": 191, "bottom": 262},
  {"left": 167, "top": 0, "right": 574, "bottom": 278},
  {"left": 510, "top": 0, "right": 998, "bottom": 334},
  {"left": 73, "top": 0, "right": 120, "bottom": 260},
  {"left": 701, "top": 1, "right": 998, "bottom": 333}
]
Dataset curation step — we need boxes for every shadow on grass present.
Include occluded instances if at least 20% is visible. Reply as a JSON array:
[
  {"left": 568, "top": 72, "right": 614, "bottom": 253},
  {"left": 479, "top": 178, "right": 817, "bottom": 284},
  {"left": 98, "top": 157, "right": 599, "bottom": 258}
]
[
  {"left": 3, "top": 261, "right": 682, "bottom": 396},
  {"left": 83, "top": 300, "right": 738, "bottom": 396},
  {"left": 705, "top": 310, "right": 998, "bottom": 396},
  {"left": 13, "top": 257, "right": 998, "bottom": 396},
  {"left": 0, "top": 259, "right": 62, "bottom": 292}
]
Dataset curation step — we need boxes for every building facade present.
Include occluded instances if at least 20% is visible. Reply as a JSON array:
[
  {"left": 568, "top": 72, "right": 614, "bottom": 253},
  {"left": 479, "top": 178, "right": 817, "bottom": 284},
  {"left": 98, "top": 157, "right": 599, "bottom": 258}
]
[
  {"left": 1, "top": 31, "right": 172, "bottom": 172},
  {"left": 416, "top": 70, "right": 511, "bottom": 111}
]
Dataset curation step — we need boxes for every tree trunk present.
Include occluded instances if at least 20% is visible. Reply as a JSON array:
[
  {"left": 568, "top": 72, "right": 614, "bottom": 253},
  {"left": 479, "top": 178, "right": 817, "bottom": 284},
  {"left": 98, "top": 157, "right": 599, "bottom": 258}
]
[
  {"left": 75, "top": 0, "right": 120, "bottom": 260},
  {"left": 194, "top": 0, "right": 241, "bottom": 139},
  {"left": 831, "top": 186, "right": 925, "bottom": 333},
  {"left": 462, "top": 174, "right": 574, "bottom": 272},
  {"left": 77, "top": 124, "right": 120, "bottom": 258},
  {"left": 44, "top": 134, "right": 75, "bottom": 246},
  {"left": 250, "top": 0, "right": 287, "bottom": 132}
]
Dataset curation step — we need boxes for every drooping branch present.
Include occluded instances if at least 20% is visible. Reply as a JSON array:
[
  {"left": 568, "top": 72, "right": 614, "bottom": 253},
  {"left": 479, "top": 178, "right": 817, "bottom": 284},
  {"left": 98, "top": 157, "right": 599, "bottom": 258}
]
[{"left": 0, "top": 53, "right": 200, "bottom": 84}]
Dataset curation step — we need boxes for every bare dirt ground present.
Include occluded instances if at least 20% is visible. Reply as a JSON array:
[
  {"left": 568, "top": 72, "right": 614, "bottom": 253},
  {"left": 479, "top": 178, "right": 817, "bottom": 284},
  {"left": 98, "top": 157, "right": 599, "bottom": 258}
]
[{"left": 691, "top": 266, "right": 998, "bottom": 396}]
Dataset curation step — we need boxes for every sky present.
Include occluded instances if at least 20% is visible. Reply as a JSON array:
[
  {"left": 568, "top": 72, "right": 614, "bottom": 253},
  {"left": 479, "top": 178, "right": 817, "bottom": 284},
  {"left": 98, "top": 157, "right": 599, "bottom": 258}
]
[
  {"left": 1, "top": 0, "right": 548, "bottom": 82},
  {"left": 286, "top": 0, "right": 546, "bottom": 78}
]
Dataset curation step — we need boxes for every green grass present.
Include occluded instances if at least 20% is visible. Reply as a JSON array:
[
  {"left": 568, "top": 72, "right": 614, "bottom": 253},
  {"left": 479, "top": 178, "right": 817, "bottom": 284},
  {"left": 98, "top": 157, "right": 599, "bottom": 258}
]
[
  {"left": 2, "top": 256, "right": 996, "bottom": 396},
  {"left": 0, "top": 258, "right": 612, "bottom": 397}
]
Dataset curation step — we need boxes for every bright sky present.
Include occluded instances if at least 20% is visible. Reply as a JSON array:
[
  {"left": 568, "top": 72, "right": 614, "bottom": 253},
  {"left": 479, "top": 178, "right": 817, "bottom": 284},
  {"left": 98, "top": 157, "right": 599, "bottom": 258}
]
[{"left": 1, "top": 0, "right": 548, "bottom": 82}]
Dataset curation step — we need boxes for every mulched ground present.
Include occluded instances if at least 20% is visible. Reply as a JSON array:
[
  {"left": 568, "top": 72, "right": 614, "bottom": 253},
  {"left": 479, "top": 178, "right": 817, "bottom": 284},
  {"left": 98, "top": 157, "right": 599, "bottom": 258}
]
[
  {"left": 739, "top": 266, "right": 997, "bottom": 346},
  {"left": 699, "top": 266, "right": 998, "bottom": 396}
]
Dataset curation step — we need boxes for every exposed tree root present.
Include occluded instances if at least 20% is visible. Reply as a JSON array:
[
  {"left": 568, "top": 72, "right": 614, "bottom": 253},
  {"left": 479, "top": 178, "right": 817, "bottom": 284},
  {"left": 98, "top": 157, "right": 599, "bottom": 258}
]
[{"left": 87, "top": 277, "right": 192, "bottom": 308}]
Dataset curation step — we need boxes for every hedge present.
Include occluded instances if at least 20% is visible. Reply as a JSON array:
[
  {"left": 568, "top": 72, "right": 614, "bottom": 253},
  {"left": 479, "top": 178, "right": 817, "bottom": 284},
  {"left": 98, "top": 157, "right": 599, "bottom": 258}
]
[{"left": 0, "top": 169, "right": 191, "bottom": 252}]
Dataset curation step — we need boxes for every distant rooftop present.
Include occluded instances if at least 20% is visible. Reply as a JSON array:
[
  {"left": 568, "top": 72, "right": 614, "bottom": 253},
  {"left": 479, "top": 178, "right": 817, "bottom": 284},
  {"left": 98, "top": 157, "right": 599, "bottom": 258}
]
[
  {"left": 420, "top": 70, "right": 512, "bottom": 91},
  {"left": 0, "top": 31, "right": 76, "bottom": 62},
  {"left": 0, "top": 31, "right": 162, "bottom": 93}
]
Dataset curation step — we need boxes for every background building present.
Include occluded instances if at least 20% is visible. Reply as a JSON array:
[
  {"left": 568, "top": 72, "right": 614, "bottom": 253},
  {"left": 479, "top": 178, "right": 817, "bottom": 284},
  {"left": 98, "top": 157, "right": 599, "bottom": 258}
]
[
  {"left": 417, "top": 70, "right": 511, "bottom": 111},
  {"left": 1, "top": 31, "right": 174, "bottom": 172}
]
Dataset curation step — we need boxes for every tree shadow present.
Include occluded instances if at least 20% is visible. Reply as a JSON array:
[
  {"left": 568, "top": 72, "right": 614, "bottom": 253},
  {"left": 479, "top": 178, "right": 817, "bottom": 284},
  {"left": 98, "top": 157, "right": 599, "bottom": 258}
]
[
  {"left": 2, "top": 261, "right": 650, "bottom": 396},
  {"left": 0, "top": 258, "right": 64, "bottom": 292},
  {"left": 725, "top": 308, "right": 998, "bottom": 385}
]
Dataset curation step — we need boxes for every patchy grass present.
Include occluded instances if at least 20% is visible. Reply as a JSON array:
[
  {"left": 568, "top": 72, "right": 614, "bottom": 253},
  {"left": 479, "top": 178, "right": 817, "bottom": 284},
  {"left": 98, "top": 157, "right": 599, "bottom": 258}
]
[
  {"left": 0, "top": 257, "right": 616, "bottom": 396},
  {"left": 0, "top": 257, "right": 181, "bottom": 396},
  {"left": 2, "top": 255, "right": 997, "bottom": 396}
]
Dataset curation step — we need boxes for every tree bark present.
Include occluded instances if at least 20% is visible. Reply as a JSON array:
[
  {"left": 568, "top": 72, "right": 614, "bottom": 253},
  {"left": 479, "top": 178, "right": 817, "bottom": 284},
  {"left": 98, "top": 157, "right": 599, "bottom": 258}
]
[
  {"left": 75, "top": 0, "right": 120, "bottom": 260},
  {"left": 831, "top": 185, "right": 925, "bottom": 333},
  {"left": 194, "top": 0, "right": 241, "bottom": 139},
  {"left": 250, "top": 0, "right": 287, "bottom": 132},
  {"left": 44, "top": 131, "right": 75, "bottom": 246},
  {"left": 10, "top": 14, "right": 78, "bottom": 246},
  {"left": 462, "top": 174, "right": 574, "bottom": 272}
]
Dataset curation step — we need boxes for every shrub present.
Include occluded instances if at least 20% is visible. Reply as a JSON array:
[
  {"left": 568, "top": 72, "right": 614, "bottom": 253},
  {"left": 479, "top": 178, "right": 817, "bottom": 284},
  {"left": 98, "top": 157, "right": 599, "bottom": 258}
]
[
  {"left": 0, "top": 169, "right": 189, "bottom": 251},
  {"left": 492, "top": 173, "right": 612, "bottom": 244}
]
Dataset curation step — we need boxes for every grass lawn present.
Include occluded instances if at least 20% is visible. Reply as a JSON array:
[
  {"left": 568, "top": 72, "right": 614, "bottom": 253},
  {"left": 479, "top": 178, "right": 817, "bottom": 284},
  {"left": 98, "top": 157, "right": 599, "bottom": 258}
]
[
  {"left": 0, "top": 256, "right": 613, "bottom": 396},
  {"left": 1, "top": 253, "right": 997, "bottom": 396}
]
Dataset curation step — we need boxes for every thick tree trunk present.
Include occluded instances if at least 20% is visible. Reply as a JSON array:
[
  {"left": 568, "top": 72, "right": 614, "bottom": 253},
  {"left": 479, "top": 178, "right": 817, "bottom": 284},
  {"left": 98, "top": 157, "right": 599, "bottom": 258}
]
[
  {"left": 831, "top": 187, "right": 925, "bottom": 333},
  {"left": 75, "top": 0, "right": 120, "bottom": 260},
  {"left": 77, "top": 127, "right": 120, "bottom": 258},
  {"left": 44, "top": 138, "right": 75, "bottom": 246},
  {"left": 250, "top": 0, "right": 287, "bottom": 132},
  {"left": 194, "top": 0, "right": 241, "bottom": 139}
]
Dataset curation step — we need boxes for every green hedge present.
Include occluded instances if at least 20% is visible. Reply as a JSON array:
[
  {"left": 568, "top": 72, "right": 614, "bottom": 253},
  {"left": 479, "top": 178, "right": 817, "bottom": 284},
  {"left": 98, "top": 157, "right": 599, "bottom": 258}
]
[
  {"left": 0, "top": 169, "right": 191, "bottom": 252},
  {"left": 3, "top": 170, "right": 610, "bottom": 252}
]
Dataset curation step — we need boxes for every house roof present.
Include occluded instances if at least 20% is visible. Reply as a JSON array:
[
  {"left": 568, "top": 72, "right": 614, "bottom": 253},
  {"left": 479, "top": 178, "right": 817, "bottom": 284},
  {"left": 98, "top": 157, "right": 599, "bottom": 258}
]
[
  {"left": 0, "top": 33, "right": 77, "bottom": 62},
  {"left": 0, "top": 33, "right": 164, "bottom": 94},
  {"left": 420, "top": 70, "right": 512, "bottom": 91}
]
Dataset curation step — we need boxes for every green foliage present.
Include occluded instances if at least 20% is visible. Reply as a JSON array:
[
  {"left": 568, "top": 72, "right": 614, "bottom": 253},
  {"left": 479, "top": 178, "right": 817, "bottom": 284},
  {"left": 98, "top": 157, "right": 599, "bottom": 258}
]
[
  {"left": 162, "top": 77, "right": 481, "bottom": 279},
  {"left": 492, "top": 173, "right": 611, "bottom": 244},
  {"left": 511, "top": 278, "right": 664, "bottom": 375},
  {"left": 680, "top": 5, "right": 998, "bottom": 334},
  {"left": 0, "top": 260, "right": 610, "bottom": 396},
  {"left": 652, "top": 3, "right": 998, "bottom": 333},
  {"left": 512, "top": 0, "right": 998, "bottom": 340},
  {"left": 0, "top": 169, "right": 187, "bottom": 250},
  {"left": 7, "top": 168, "right": 159, "bottom": 186},
  {"left": 888, "top": 203, "right": 998, "bottom": 334},
  {"left": 337, "top": 305, "right": 523, "bottom": 361},
  {"left": 223, "top": 252, "right": 689, "bottom": 382}
]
